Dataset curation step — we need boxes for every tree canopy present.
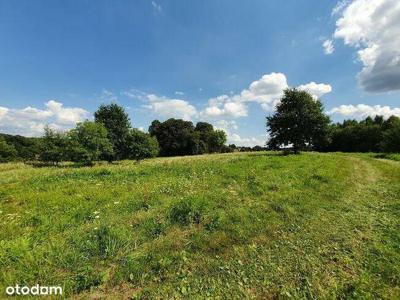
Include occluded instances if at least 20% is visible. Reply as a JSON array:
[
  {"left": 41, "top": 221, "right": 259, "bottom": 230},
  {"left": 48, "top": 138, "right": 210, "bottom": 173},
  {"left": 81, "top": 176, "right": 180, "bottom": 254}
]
[
  {"left": 0, "top": 136, "right": 17, "bottom": 162},
  {"left": 149, "top": 119, "right": 227, "bottom": 156},
  {"left": 68, "top": 121, "right": 114, "bottom": 165},
  {"left": 94, "top": 103, "right": 131, "bottom": 159},
  {"left": 267, "top": 89, "right": 330, "bottom": 153},
  {"left": 125, "top": 128, "right": 159, "bottom": 161}
]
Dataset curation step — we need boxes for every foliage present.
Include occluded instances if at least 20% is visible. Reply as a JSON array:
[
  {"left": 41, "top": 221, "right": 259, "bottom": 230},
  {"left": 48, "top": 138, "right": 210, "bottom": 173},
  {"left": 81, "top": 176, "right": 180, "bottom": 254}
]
[
  {"left": 1, "top": 152, "right": 399, "bottom": 298},
  {"left": 328, "top": 115, "right": 400, "bottom": 153},
  {"left": 94, "top": 103, "right": 131, "bottom": 159},
  {"left": 150, "top": 119, "right": 228, "bottom": 156},
  {"left": 149, "top": 118, "right": 201, "bottom": 156},
  {"left": 68, "top": 121, "right": 114, "bottom": 165},
  {"left": 39, "top": 126, "right": 68, "bottom": 165},
  {"left": 267, "top": 89, "right": 330, "bottom": 153},
  {"left": 381, "top": 126, "right": 400, "bottom": 153},
  {"left": 0, "top": 133, "right": 41, "bottom": 161},
  {"left": 125, "top": 128, "right": 159, "bottom": 160},
  {"left": 0, "top": 137, "right": 17, "bottom": 162},
  {"left": 208, "top": 130, "right": 227, "bottom": 153}
]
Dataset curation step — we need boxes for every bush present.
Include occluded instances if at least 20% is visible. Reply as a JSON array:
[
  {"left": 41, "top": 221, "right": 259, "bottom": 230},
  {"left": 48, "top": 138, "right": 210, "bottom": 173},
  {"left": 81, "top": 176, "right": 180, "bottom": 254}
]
[
  {"left": 126, "top": 128, "right": 159, "bottom": 160},
  {"left": 68, "top": 121, "right": 114, "bottom": 165},
  {"left": 39, "top": 126, "right": 68, "bottom": 165},
  {"left": 0, "top": 137, "right": 17, "bottom": 162}
]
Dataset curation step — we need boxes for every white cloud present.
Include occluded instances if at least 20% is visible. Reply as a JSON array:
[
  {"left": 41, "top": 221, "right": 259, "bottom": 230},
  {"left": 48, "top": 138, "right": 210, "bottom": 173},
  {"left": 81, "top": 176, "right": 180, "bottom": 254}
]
[
  {"left": 328, "top": 104, "right": 400, "bottom": 119},
  {"left": 0, "top": 107, "right": 8, "bottom": 119},
  {"left": 144, "top": 94, "right": 197, "bottom": 121},
  {"left": 322, "top": 39, "right": 335, "bottom": 55},
  {"left": 175, "top": 91, "right": 184, "bottom": 96},
  {"left": 297, "top": 82, "right": 333, "bottom": 99},
  {"left": 201, "top": 73, "right": 332, "bottom": 118},
  {"left": 333, "top": 0, "right": 400, "bottom": 92},
  {"left": 123, "top": 89, "right": 197, "bottom": 121},
  {"left": 332, "top": 0, "right": 350, "bottom": 16},
  {"left": 151, "top": 1, "right": 162, "bottom": 12},
  {"left": 0, "top": 101, "right": 89, "bottom": 136},
  {"left": 45, "top": 100, "right": 88, "bottom": 125},
  {"left": 228, "top": 134, "right": 265, "bottom": 147},
  {"left": 202, "top": 72, "right": 288, "bottom": 118},
  {"left": 212, "top": 119, "right": 264, "bottom": 147}
]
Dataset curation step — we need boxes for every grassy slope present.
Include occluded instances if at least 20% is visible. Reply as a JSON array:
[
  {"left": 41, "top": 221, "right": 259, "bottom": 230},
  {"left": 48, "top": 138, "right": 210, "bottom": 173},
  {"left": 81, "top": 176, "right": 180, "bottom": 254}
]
[{"left": 0, "top": 152, "right": 399, "bottom": 299}]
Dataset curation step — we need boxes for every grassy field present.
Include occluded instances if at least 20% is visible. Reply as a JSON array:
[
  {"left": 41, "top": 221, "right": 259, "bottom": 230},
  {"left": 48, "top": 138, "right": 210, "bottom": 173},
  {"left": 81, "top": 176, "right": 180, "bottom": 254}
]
[{"left": 0, "top": 152, "right": 399, "bottom": 299}]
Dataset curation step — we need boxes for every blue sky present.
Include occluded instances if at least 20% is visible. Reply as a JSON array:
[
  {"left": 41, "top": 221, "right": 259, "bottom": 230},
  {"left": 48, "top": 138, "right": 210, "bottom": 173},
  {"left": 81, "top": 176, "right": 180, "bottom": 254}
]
[{"left": 0, "top": 0, "right": 399, "bottom": 145}]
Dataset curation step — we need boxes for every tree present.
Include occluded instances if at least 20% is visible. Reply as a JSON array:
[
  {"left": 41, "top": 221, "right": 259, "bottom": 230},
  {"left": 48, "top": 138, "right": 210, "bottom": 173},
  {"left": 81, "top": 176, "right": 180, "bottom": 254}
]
[
  {"left": 381, "top": 125, "right": 400, "bottom": 153},
  {"left": 68, "top": 121, "right": 114, "bottom": 165},
  {"left": 149, "top": 120, "right": 161, "bottom": 136},
  {"left": 194, "top": 122, "right": 214, "bottom": 153},
  {"left": 125, "top": 129, "right": 159, "bottom": 161},
  {"left": 39, "top": 126, "right": 68, "bottom": 165},
  {"left": 149, "top": 118, "right": 199, "bottom": 156},
  {"left": 0, "top": 134, "right": 41, "bottom": 161},
  {"left": 0, "top": 137, "right": 17, "bottom": 162},
  {"left": 94, "top": 104, "right": 131, "bottom": 159},
  {"left": 208, "top": 130, "right": 227, "bottom": 153},
  {"left": 266, "top": 89, "right": 330, "bottom": 153}
]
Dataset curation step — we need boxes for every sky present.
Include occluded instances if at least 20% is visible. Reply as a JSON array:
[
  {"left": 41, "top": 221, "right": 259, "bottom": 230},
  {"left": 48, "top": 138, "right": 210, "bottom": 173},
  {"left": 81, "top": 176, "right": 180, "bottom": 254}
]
[{"left": 0, "top": 0, "right": 400, "bottom": 146}]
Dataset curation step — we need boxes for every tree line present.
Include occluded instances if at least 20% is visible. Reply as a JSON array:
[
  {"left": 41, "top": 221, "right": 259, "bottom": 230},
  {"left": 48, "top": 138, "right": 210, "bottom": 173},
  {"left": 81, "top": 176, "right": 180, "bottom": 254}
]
[
  {"left": 0, "top": 104, "right": 227, "bottom": 164},
  {"left": 267, "top": 88, "right": 400, "bottom": 153},
  {"left": 1, "top": 90, "right": 400, "bottom": 163}
]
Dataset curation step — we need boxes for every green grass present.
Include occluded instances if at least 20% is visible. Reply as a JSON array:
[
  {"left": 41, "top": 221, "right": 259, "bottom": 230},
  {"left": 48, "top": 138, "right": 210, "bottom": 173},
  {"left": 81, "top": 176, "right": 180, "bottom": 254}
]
[{"left": 0, "top": 152, "right": 399, "bottom": 299}]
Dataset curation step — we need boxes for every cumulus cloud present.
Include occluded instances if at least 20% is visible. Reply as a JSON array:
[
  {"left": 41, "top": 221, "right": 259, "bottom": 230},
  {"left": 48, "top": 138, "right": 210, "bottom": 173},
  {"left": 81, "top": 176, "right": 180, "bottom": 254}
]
[
  {"left": 297, "top": 82, "right": 333, "bottom": 99},
  {"left": 328, "top": 104, "right": 400, "bottom": 119},
  {"left": 0, "top": 101, "right": 89, "bottom": 136},
  {"left": 45, "top": 100, "right": 89, "bottom": 125},
  {"left": 124, "top": 90, "right": 197, "bottom": 121},
  {"left": 333, "top": 0, "right": 400, "bottom": 92},
  {"left": 145, "top": 94, "right": 197, "bottom": 121},
  {"left": 202, "top": 72, "right": 288, "bottom": 118},
  {"left": 201, "top": 73, "right": 332, "bottom": 119},
  {"left": 212, "top": 119, "right": 265, "bottom": 147},
  {"left": 332, "top": 0, "right": 350, "bottom": 16},
  {"left": 322, "top": 39, "right": 335, "bottom": 55}
]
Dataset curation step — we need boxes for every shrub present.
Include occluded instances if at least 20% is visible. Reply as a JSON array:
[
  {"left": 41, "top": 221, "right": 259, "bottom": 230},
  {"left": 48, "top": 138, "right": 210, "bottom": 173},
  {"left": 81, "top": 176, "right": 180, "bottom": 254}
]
[
  {"left": 68, "top": 121, "right": 114, "bottom": 165},
  {"left": 0, "top": 137, "right": 17, "bottom": 162},
  {"left": 39, "top": 126, "right": 68, "bottom": 165},
  {"left": 126, "top": 128, "right": 159, "bottom": 161}
]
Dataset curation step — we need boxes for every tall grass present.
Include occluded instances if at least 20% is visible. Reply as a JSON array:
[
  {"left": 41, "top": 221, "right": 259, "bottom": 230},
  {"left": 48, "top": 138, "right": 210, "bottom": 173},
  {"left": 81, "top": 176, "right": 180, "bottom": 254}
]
[{"left": 0, "top": 152, "right": 399, "bottom": 298}]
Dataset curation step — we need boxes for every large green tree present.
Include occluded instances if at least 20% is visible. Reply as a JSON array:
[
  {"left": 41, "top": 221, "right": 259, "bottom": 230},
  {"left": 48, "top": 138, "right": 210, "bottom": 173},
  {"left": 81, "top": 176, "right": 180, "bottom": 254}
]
[
  {"left": 68, "top": 121, "right": 114, "bottom": 165},
  {"left": 149, "top": 118, "right": 200, "bottom": 156},
  {"left": 267, "top": 89, "right": 330, "bottom": 153},
  {"left": 94, "top": 103, "right": 131, "bottom": 159}
]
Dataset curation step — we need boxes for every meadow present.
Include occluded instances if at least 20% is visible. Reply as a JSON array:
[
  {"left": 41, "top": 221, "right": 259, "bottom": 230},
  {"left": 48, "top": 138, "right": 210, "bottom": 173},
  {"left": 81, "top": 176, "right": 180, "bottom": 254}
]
[{"left": 0, "top": 152, "right": 399, "bottom": 299}]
